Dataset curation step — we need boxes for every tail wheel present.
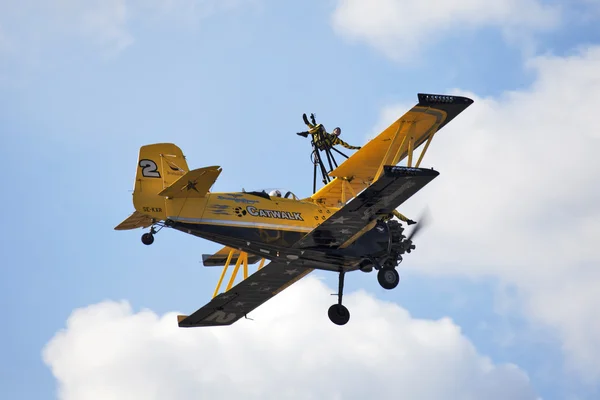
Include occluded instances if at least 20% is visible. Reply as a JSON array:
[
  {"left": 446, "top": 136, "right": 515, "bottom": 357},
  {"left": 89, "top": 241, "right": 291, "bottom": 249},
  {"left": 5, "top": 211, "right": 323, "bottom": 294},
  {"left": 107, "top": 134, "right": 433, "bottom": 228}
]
[
  {"left": 141, "top": 232, "right": 154, "bottom": 245},
  {"left": 377, "top": 267, "right": 399, "bottom": 290}
]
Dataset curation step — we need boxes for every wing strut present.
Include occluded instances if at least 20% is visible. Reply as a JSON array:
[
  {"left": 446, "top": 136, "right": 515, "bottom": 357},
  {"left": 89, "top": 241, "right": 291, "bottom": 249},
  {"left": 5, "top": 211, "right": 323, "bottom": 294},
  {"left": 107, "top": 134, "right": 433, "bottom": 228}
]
[
  {"left": 212, "top": 248, "right": 267, "bottom": 299},
  {"left": 415, "top": 127, "right": 438, "bottom": 167},
  {"left": 212, "top": 250, "right": 235, "bottom": 298},
  {"left": 373, "top": 120, "right": 407, "bottom": 182}
]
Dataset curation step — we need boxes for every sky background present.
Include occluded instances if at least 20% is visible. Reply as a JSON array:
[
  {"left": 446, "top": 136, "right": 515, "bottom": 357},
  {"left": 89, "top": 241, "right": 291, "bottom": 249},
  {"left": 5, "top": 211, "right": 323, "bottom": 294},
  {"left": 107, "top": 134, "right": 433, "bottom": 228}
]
[{"left": 2, "top": 0, "right": 600, "bottom": 399}]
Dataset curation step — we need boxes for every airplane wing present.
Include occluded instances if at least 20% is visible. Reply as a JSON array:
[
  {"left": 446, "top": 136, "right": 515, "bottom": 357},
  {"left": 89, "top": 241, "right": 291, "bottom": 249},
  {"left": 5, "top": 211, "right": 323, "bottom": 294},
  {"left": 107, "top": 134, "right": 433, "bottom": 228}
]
[
  {"left": 178, "top": 261, "right": 313, "bottom": 327},
  {"left": 295, "top": 166, "right": 439, "bottom": 249},
  {"left": 202, "top": 246, "right": 263, "bottom": 267},
  {"left": 311, "top": 93, "right": 473, "bottom": 207},
  {"left": 114, "top": 210, "right": 153, "bottom": 230}
]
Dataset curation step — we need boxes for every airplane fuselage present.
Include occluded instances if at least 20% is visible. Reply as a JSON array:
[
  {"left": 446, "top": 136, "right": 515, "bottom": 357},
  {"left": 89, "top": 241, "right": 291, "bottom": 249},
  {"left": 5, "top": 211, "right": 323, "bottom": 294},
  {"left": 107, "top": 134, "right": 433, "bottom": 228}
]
[{"left": 161, "top": 191, "right": 392, "bottom": 271}]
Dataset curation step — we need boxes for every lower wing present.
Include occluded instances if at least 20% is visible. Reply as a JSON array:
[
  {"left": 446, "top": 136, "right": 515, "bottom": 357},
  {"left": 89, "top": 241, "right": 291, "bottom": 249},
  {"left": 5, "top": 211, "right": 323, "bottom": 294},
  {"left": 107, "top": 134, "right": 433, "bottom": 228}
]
[{"left": 178, "top": 261, "right": 312, "bottom": 327}]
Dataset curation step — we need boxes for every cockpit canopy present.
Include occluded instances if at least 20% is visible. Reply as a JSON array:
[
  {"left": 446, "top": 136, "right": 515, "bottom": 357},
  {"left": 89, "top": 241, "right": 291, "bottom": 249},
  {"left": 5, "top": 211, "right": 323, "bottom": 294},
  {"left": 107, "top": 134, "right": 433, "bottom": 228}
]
[
  {"left": 243, "top": 188, "right": 300, "bottom": 200},
  {"left": 266, "top": 188, "right": 299, "bottom": 200}
]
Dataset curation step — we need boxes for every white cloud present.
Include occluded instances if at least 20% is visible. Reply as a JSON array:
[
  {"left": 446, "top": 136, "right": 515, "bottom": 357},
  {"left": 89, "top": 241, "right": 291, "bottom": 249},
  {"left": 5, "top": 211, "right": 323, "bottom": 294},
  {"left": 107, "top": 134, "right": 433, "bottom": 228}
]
[
  {"left": 80, "top": 0, "right": 133, "bottom": 53},
  {"left": 331, "top": 0, "right": 561, "bottom": 62},
  {"left": 58, "top": 0, "right": 134, "bottom": 54},
  {"left": 43, "top": 277, "right": 537, "bottom": 400},
  {"left": 0, "top": 0, "right": 133, "bottom": 55},
  {"left": 377, "top": 46, "right": 600, "bottom": 382},
  {"left": 136, "top": 0, "right": 256, "bottom": 20},
  {"left": 0, "top": 0, "right": 254, "bottom": 57}
]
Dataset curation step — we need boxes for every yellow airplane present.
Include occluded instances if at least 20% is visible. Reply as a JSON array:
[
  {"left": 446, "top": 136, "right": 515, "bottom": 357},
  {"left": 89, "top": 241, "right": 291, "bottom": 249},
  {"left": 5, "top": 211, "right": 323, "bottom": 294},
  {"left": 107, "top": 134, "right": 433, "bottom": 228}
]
[{"left": 115, "top": 93, "right": 473, "bottom": 326}]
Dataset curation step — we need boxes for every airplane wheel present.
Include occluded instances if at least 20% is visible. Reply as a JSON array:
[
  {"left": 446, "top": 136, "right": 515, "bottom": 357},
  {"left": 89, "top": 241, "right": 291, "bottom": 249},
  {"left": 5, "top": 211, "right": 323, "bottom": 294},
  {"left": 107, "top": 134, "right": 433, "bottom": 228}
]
[
  {"left": 377, "top": 267, "right": 399, "bottom": 290},
  {"left": 328, "top": 304, "right": 350, "bottom": 325},
  {"left": 141, "top": 233, "right": 154, "bottom": 245}
]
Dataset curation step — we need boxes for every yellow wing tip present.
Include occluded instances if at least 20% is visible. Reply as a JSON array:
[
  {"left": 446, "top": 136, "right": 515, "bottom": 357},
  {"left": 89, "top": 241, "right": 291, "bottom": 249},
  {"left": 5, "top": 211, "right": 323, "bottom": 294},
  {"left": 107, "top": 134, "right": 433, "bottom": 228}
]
[{"left": 177, "top": 315, "right": 189, "bottom": 323}]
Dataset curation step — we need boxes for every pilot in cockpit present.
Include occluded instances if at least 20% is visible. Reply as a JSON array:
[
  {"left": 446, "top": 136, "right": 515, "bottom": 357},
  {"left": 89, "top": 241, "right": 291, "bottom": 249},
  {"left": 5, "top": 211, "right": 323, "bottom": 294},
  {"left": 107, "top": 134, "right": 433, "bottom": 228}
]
[{"left": 269, "top": 189, "right": 282, "bottom": 197}]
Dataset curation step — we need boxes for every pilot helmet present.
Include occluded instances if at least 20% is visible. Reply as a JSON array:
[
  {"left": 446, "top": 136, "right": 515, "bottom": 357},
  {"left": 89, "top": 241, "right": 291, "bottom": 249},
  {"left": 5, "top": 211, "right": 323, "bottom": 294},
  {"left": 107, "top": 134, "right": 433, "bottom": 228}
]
[
  {"left": 332, "top": 127, "right": 341, "bottom": 136},
  {"left": 269, "top": 189, "right": 282, "bottom": 197}
]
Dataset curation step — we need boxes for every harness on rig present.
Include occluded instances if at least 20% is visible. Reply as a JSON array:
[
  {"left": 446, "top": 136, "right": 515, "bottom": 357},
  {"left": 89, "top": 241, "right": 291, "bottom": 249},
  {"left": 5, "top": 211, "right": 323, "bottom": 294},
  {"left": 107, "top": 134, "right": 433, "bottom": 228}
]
[{"left": 296, "top": 113, "right": 361, "bottom": 194}]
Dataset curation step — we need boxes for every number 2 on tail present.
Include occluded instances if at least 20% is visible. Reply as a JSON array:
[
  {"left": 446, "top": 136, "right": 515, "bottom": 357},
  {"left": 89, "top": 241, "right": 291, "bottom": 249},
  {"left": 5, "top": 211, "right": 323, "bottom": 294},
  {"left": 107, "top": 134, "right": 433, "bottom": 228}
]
[{"left": 139, "top": 159, "right": 160, "bottom": 178}]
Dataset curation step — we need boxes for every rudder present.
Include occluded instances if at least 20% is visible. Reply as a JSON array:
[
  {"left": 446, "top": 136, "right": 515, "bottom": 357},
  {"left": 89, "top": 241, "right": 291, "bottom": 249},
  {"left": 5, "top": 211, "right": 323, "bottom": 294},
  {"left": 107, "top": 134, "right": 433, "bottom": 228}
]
[{"left": 132, "top": 143, "right": 189, "bottom": 220}]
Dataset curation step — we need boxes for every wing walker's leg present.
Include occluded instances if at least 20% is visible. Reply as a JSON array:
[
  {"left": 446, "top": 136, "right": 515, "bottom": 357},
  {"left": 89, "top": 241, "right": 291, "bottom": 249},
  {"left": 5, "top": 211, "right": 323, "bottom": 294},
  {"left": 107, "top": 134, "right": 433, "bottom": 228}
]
[{"left": 328, "top": 269, "right": 350, "bottom": 325}]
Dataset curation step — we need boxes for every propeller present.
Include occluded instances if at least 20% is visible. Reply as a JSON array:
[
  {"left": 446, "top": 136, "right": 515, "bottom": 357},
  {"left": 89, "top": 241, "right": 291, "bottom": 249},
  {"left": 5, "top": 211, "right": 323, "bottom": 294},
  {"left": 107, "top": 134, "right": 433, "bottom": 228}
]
[{"left": 404, "top": 207, "right": 432, "bottom": 246}]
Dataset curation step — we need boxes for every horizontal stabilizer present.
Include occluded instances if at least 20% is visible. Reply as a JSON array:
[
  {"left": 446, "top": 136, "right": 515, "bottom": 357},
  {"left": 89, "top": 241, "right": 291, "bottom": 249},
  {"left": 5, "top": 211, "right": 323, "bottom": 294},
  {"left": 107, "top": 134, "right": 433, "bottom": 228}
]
[
  {"left": 158, "top": 166, "right": 221, "bottom": 199},
  {"left": 202, "top": 246, "right": 263, "bottom": 267},
  {"left": 114, "top": 210, "right": 153, "bottom": 230}
]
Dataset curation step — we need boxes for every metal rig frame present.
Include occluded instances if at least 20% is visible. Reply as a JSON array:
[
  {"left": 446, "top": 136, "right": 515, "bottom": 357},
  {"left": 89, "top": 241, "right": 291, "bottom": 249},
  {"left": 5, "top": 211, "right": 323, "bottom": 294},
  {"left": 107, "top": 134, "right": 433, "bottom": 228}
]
[{"left": 310, "top": 127, "right": 350, "bottom": 194}]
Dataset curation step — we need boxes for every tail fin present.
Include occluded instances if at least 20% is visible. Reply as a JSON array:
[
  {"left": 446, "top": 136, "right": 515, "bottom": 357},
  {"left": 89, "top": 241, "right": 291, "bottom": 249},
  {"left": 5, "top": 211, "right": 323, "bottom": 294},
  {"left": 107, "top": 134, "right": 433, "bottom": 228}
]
[{"left": 132, "top": 143, "right": 189, "bottom": 220}]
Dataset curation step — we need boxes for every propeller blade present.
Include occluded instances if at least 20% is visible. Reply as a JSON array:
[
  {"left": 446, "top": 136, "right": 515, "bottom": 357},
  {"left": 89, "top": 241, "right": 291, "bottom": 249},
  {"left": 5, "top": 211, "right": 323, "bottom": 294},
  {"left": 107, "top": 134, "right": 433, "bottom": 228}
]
[{"left": 406, "top": 207, "right": 432, "bottom": 241}]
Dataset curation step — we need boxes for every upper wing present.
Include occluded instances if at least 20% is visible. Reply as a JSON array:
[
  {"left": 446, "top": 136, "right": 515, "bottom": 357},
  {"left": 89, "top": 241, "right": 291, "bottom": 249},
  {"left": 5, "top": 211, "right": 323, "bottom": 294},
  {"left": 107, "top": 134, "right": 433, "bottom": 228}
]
[
  {"left": 158, "top": 166, "right": 221, "bottom": 198},
  {"left": 295, "top": 166, "right": 439, "bottom": 249},
  {"left": 114, "top": 210, "right": 153, "bottom": 230},
  {"left": 202, "top": 246, "right": 263, "bottom": 267},
  {"left": 311, "top": 93, "right": 473, "bottom": 207},
  {"left": 178, "top": 261, "right": 313, "bottom": 327}
]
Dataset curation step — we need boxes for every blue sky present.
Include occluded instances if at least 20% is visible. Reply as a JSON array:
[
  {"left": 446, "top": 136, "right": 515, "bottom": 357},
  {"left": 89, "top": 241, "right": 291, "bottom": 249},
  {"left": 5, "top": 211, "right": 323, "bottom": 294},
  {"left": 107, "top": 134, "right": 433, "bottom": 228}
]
[{"left": 2, "top": 1, "right": 600, "bottom": 399}]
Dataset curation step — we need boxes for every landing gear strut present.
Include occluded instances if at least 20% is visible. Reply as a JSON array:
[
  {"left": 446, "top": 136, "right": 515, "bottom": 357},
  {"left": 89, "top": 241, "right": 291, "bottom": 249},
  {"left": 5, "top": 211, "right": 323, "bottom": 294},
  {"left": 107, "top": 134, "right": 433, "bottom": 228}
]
[
  {"left": 328, "top": 270, "right": 350, "bottom": 325},
  {"left": 141, "top": 227, "right": 157, "bottom": 245}
]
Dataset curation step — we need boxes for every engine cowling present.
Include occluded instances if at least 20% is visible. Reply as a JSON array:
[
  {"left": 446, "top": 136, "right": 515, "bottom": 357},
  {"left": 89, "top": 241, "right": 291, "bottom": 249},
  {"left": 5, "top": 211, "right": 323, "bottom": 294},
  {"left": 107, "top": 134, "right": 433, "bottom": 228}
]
[
  {"left": 351, "top": 219, "right": 417, "bottom": 272},
  {"left": 384, "top": 219, "right": 416, "bottom": 267}
]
